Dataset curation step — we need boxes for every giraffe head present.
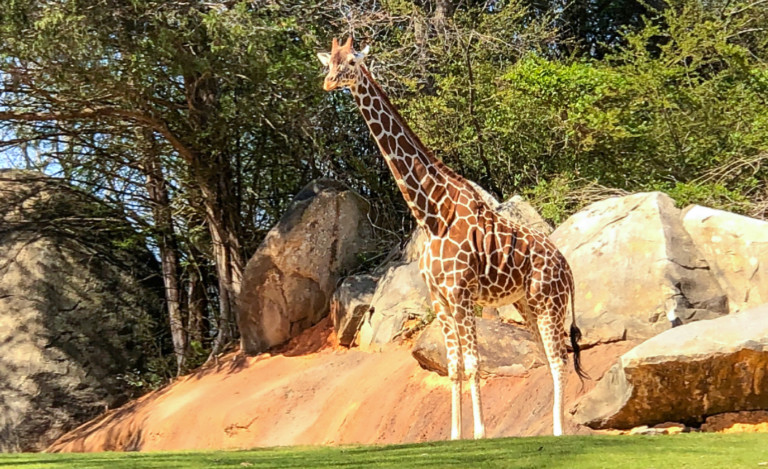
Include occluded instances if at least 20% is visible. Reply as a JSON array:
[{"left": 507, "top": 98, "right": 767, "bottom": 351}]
[{"left": 317, "top": 37, "right": 369, "bottom": 91}]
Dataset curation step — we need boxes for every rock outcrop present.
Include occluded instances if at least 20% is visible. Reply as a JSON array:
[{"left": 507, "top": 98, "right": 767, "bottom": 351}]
[
  {"left": 682, "top": 205, "right": 768, "bottom": 313},
  {"left": 701, "top": 411, "right": 768, "bottom": 433},
  {"left": 330, "top": 274, "right": 378, "bottom": 346},
  {"left": 550, "top": 192, "right": 727, "bottom": 345},
  {"left": 0, "top": 170, "right": 163, "bottom": 452},
  {"left": 497, "top": 195, "right": 553, "bottom": 235},
  {"left": 573, "top": 303, "right": 768, "bottom": 429},
  {"left": 357, "top": 261, "right": 431, "bottom": 350},
  {"left": 412, "top": 318, "right": 545, "bottom": 377},
  {"left": 237, "top": 180, "right": 374, "bottom": 354}
]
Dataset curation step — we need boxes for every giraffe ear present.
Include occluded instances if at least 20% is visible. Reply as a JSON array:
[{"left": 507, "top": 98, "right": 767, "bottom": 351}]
[
  {"left": 317, "top": 52, "right": 331, "bottom": 67},
  {"left": 353, "top": 45, "right": 370, "bottom": 62}
]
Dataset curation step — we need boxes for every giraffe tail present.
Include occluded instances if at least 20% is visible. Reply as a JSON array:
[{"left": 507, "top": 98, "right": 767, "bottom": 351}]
[{"left": 569, "top": 292, "right": 590, "bottom": 382}]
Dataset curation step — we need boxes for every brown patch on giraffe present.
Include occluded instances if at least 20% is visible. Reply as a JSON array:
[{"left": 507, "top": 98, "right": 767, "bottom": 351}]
[
  {"left": 439, "top": 198, "right": 455, "bottom": 223},
  {"left": 429, "top": 240, "right": 442, "bottom": 258},
  {"left": 441, "top": 240, "right": 460, "bottom": 259},
  {"left": 386, "top": 134, "right": 397, "bottom": 152},
  {"left": 415, "top": 191, "right": 427, "bottom": 210},
  {"left": 404, "top": 174, "right": 419, "bottom": 190},
  {"left": 369, "top": 121, "right": 382, "bottom": 136},
  {"left": 509, "top": 266, "right": 523, "bottom": 287},
  {"left": 512, "top": 240, "right": 529, "bottom": 267},
  {"left": 425, "top": 179, "right": 446, "bottom": 202},
  {"left": 398, "top": 135, "right": 416, "bottom": 155},
  {"left": 487, "top": 267, "right": 500, "bottom": 284},
  {"left": 372, "top": 98, "right": 382, "bottom": 112},
  {"left": 380, "top": 113, "right": 391, "bottom": 131},
  {"left": 411, "top": 160, "right": 428, "bottom": 181}
]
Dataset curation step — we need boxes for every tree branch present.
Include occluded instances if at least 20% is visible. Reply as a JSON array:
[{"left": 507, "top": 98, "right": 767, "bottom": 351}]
[{"left": 0, "top": 107, "right": 197, "bottom": 164}]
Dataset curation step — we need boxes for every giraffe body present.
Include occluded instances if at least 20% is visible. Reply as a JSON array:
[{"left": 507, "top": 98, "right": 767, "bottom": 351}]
[{"left": 318, "top": 38, "right": 586, "bottom": 440}]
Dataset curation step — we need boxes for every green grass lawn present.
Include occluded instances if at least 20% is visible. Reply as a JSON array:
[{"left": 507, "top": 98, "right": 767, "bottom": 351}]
[{"left": 2, "top": 434, "right": 767, "bottom": 469}]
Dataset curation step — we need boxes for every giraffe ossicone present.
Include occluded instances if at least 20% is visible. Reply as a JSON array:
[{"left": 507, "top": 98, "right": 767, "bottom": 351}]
[{"left": 318, "top": 37, "right": 588, "bottom": 440}]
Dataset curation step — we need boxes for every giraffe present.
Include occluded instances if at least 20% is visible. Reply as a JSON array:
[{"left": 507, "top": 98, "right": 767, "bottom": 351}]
[{"left": 318, "top": 38, "right": 587, "bottom": 440}]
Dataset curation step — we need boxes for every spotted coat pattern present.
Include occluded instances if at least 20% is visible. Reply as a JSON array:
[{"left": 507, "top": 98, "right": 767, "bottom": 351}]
[{"left": 318, "top": 38, "right": 585, "bottom": 440}]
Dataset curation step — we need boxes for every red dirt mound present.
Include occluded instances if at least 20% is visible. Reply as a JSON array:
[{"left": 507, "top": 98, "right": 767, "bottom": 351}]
[{"left": 48, "top": 320, "right": 635, "bottom": 452}]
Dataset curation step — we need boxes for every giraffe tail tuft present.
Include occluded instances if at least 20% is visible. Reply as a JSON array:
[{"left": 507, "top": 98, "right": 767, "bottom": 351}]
[{"left": 569, "top": 323, "right": 590, "bottom": 382}]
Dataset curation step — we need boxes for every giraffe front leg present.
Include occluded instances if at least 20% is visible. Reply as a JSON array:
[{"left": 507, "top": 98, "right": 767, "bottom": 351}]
[
  {"left": 432, "top": 300, "right": 463, "bottom": 440},
  {"left": 452, "top": 297, "right": 485, "bottom": 439}
]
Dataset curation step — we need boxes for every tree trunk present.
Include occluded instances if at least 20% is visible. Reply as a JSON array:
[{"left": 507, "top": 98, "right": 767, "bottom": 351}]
[
  {"left": 141, "top": 134, "right": 187, "bottom": 373},
  {"left": 182, "top": 68, "right": 245, "bottom": 361},
  {"left": 186, "top": 266, "right": 207, "bottom": 344},
  {"left": 201, "top": 174, "right": 244, "bottom": 359}
]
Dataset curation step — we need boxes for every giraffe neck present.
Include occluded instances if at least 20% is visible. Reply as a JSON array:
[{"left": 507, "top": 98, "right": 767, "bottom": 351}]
[{"left": 351, "top": 66, "right": 466, "bottom": 235}]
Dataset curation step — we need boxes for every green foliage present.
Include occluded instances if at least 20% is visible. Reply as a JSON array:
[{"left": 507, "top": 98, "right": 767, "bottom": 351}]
[
  {"left": 664, "top": 181, "right": 751, "bottom": 213},
  {"left": 384, "top": 0, "right": 768, "bottom": 215},
  {"left": 4, "top": 434, "right": 768, "bottom": 468},
  {"left": 524, "top": 175, "right": 579, "bottom": 226}
]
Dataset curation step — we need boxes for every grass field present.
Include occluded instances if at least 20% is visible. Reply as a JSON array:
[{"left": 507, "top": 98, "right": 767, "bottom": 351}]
[{"left": 2, "top": 434, "right": 767, "bottom": 468}]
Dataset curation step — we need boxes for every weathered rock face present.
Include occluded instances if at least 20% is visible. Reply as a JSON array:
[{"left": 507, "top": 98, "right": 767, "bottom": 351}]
[
  {"left": 412, "top": 318, "right": 545, "bottom": 377},
  {"left": 682, "top": 205, "right": 768, "bottom": 313},
  {"left": 701, "top": 411, "right": 768, "bottom": 433},
  {"left": 573, "top": 303, "right": 768, "bottom": 429},
  {"left": 550, "top": 192, "right": 727, "bottom": 345},
  {"left": 357, "top": 261, "right": 431, "bottom": 350},
  {"left": 330, "top": 274, "right": 378, "bottom": 346},
  {"left": 237, "top": 180, "right": 374, "bottom": 354},
  {"left": 497, "top": 195, "right": 553, "bottom": 236},
  {"left": 0, "top": 170, "right": 163, "bottom": 452}
]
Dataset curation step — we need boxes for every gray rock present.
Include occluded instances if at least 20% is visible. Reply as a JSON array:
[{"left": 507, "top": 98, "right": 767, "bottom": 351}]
[
  {"left": 550, "top": 192, "right": 728, "bottom": 345},
  {"left": 237, "top": 179, "right": 374, "bottom": 354},
  {"left": 573, "top": 303, "right": 768, "bottom": 429},
  {"left": 682, "top": 205, "right": 768, "bottom": 313},
  {"left": 0, "top": 170, "right": 163, "bottom": 452},
  {"left": 398, "top": 225, "right": 429, "bottom": 264},
  {"left": 497, "top": 195, "right": 553, "bottom": 235},
  {"left": 357, "top": 261, "right": 431, "bottom": 350},
  {"left": 412, "top": 317, "right": 545, "bottom": 377},
  {"left": 330, "top": 274, "right": 378, "bottom": 346}
]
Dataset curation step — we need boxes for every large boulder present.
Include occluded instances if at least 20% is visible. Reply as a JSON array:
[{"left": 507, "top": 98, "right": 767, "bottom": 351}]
[
  {"left": 573, "top": 303, "right": 768, "bottom": 429},
  {"left": 681, "top": 205, "right": 768, "bottom": 313},
  {"left": 412, "top": 318, "right": 545, "bottom": 376},
  {"left": 237, "top": 180, "right": 374, "bottom": 354},
  {"left": 0, "top": 170, "right": 163, "bottom": 452},
  {"left": 550, "top": 192, "right": 727, "bottom": 345}
]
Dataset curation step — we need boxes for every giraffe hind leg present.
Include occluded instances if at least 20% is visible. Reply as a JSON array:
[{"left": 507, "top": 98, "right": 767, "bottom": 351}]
[{"left": 536, "top": 310, "right": 568, "bottom": 436}]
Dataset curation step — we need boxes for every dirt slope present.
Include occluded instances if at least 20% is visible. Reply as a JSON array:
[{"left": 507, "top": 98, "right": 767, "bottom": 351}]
[{"left": 49, "top": 319, "right": 635, "bottom": 452}]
